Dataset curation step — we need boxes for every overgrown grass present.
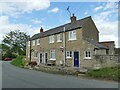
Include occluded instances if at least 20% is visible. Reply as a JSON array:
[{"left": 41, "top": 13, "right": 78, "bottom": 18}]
[
  {"left": 11, "top": 56, "right": 25, "bottom": 68},
  {"left": 86, "top": 66, "right": 120, "bottom": 81}
]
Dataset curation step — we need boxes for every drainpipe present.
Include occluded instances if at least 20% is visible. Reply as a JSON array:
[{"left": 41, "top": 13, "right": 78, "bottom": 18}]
[
  {"left": 30, "top": 39, "right": 31, "bottom": 62},
  {"left": 63, "top": 27, "right": 66, "bottom": 66}
]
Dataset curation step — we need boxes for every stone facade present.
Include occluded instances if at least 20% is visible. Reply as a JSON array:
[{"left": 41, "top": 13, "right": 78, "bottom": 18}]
[{"left": 26, "top": 15, "right": 116, "bottom": 69}]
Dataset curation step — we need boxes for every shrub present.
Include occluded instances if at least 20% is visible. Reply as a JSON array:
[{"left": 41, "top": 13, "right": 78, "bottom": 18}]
[{"left": 11, "top": 56, "right": 24, "bottom": 68}]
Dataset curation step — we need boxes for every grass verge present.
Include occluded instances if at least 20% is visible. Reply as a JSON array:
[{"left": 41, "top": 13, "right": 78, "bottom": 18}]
[
  {"left": 86, "top": 66, "right": 120, "bottom": 81},
  {"left": 10, "top": 56, "right": 25, "bottom": 68}
]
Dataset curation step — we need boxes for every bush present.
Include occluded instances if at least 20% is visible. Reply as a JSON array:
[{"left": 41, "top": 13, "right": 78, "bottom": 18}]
[
  {"left": 11, "top": 56, "right": 25, "bottom": 68},
  {"left": 2, "top": 50, "right": 17, "bottom": 59}
]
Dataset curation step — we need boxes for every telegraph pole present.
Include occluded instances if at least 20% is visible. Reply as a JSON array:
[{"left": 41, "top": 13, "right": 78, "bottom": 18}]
[{"left": 63, "top": 27, "right": 66, "bottom": 66}]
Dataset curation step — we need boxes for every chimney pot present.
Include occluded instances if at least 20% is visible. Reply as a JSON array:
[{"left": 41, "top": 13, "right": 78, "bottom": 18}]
[
  {"left": 40, "top": 27, "right": 43, "bottom": 33},
  {"left": 70, "top": 13, "right": 76, "bottom": 23}
]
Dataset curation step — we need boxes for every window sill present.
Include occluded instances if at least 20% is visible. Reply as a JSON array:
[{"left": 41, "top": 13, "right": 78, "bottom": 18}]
[
  {"left": 37, "top": 44, "right": 40, "bottom": 45},
  {"left": 57, "top": 41, "right": 62, "bottom": 43},
  {"left": 50, "top": 58, "right": 56, "bottom": 61},
  {"left": 49, "top": 42, "right": 54, "bottom": 44},
  {"left": 84, "top": 57, "right": 91, "bottom": 60},
  {"left": 66, "top": 57, "right": 72, "bottom": 59},
  {"left": 68, "top": 39, "right": 76, "bottom": 41}
]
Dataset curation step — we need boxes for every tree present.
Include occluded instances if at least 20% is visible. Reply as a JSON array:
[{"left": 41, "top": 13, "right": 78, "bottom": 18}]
[{"left": 2, "top": 30, "right": 30, "bottom": 57}]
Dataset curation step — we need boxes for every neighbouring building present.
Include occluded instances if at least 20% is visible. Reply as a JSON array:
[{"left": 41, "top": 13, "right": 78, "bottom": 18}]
[{"left": 26, "top": 14, "right": 117, "bottom": 69}]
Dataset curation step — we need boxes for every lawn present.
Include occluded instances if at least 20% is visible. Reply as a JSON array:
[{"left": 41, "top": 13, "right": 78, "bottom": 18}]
[{"left": 86, "top": 66, "right": 120, "bottom": 81}]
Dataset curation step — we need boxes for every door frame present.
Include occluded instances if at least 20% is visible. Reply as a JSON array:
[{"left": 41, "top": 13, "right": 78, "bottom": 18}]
[
  {"left": 73, "top": 51, "right": 80, "bottom": 68},
  {"left": 44, "top": 52, "right": 48, "bottom": 64},
  {"left": 39, "top": 53, "right": 42, "bottom": 64}
]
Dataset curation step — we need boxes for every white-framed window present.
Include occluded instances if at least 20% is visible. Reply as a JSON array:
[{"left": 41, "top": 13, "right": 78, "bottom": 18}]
[
  {"left": 28, "top": 54, "right": 30, "bottom": 58},
  {"left": 57, "top": 34, "right": 62, "bottom": 42},
  {"left": 32, "top": 40, "right": 35, "bottom": 46},
  {"left": 37, "top": 39, "right": 40, "bottom": 45},
  {"left": 49, "top": 35, "right": 54, "bottom": 43},
  {"left": 34, "top": 50, "right": 38, "bottom": 58},
  {"left": 28, "top": 41, "right": 30, "bottom": 46},
  {"left": 66, "top": 51, "right": 72, "bottom": 58},
  {"left": 69, "top": 30, "right": 76, "bottom": 40},
  {"left": 50, "top": 50, "right": 56, "bottom": 60},
  {"left": 84, "top": 51, "right": 91, "bottom": 59}
]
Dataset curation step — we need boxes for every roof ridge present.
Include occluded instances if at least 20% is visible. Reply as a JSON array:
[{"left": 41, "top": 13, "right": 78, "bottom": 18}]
[
  {"left": 30, "top": 16, "right": 92, "bottom": 40},
  {"left": 42, "top": 16, "right": 91, "bottom": 33}
]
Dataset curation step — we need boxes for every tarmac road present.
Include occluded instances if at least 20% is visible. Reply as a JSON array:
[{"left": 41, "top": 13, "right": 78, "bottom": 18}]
[{"left": 2, "top": 61, "right": 119, "bottom": 88}]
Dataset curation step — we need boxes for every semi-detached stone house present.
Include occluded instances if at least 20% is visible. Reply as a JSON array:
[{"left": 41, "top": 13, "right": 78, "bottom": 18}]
[{"left": 26, "top": 14, "right": 115, "bottom": 69}]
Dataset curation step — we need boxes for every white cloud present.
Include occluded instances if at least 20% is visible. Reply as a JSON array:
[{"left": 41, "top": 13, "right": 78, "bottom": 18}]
[
  {"left": 0, "top": 16, "right": 9, "bottom": 25},
  {"left": 48, "top": 7, "right": 59, "bottom": 13},
  {"left": 104, "top": 2, "right": 118, "bottom": 10},
  {"left": 0, "top": 16, "right": 42, "bottom": 43},
  {"left": 0, "top": 0, "right": 50, "bottom": 17},
  {"left": 84, "top": 11, "right": 88, "bottom": 15},
  {"left": 94, "top": 6, "right": 103, "bottom": 12},
  {"left": 31, "top": 19, "right": 42, "bottom": 24},
  {"left": 93, "top": 2, "right": 118, "bottom": 47}
]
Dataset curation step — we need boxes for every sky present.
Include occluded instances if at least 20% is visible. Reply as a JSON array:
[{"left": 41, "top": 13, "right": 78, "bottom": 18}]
[{"left": 0, "top": 0, "right": 119, "bottom": 47}]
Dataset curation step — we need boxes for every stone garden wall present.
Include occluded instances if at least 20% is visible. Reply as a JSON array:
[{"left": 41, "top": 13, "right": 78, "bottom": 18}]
[{"left": 93, "top": 55, "right": 119, "bottom": 68}]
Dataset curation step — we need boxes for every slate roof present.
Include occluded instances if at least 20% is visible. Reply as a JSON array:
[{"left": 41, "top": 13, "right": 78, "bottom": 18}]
[
  {"left": 86, "top": 39, "right": 108, "bottom": 49},
  {"left": 99, "top": 41, "right": 115, "bottom": 47},
  {"left": 30, "top": 16, "right": 91, "bottom": 40}
]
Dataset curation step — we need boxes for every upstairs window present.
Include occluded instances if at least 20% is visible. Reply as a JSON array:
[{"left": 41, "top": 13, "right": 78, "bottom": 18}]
[
  {"left": 106, "top": 49, "right": 109, "bottom": 55},
  {"left": 57, "top": 34, "right": 62, "bottom": 42},
  {"left": 84, "top": 51, "right": 91, "bottom": 59},
  {"left": 69, "top": 30, "right": 76, "bottom": 40},
  {"left": 37, "top": 39, "right": 40, "bottom": 45},
  {"left": 49, "top": 35, "right": 54, "bottom": 43},
  {"left": 32, "top": 40, "right": 35, "bottom": 46},
  {"left": 28, "top": 41, "right": 30, "bottom": 46}
]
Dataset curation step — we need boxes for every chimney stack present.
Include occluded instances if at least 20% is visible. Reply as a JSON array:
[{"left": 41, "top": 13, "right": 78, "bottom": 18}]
[
  {"left": 70, "top": 13, "right": 76, "bottom": 23},
  {"left": 40, "top": 27, "right": 43, "bottom": 33}
]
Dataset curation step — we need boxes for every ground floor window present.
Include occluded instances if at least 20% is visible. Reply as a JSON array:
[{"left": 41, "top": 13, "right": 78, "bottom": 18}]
[
  {"left": 34, "top": 50, "right": 38, "bottom": 58},
  {"left": 28, "top": 53, "right": 30, "bottom": 58},
  {"left": 66, "top": 51, "right": 72, "bottom": 58},
  {"left": 84, "top": 51, "right": 91, "bottom": 59},
  {"left": 50, "top": 50, "right": 56, "bottom": 60}
]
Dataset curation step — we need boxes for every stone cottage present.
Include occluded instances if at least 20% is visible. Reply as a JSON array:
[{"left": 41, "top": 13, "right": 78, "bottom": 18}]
[{"left": 26, "top": 14, "right": 115, "bottom": 69}]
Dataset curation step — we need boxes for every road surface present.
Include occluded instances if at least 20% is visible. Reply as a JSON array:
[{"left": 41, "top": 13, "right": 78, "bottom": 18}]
[{"left": 2, "top": 61, "right": 119, "bottom": 88}]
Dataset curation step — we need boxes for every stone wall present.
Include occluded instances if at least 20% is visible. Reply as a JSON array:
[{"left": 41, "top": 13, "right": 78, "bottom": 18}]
[{"left": 93, "top": 55, "right": 119, "bottom": 68}]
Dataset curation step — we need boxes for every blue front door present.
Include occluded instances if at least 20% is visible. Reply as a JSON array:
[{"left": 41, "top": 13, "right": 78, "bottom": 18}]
[
  {"left": 45, "top": 53, "right": 48, "bottom": 64},
  {"left": 40, "top": 53, "right": 42, "bottom": 63},
  {"left": 74, "top": 51, "right": 79, "bottom": 67}
]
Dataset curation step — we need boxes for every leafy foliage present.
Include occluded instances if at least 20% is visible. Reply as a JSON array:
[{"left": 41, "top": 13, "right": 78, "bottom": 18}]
[
  {"left": 11, "top": 56, "right": 25, "bottom": 68},
  {"left": 2, "top": 30, "right": 30, "bottom": 58}
]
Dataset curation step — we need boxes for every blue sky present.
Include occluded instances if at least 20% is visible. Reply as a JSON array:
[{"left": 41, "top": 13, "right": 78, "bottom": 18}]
[{"left": 0, "top": 0, "right": 119, "bottom": 47}]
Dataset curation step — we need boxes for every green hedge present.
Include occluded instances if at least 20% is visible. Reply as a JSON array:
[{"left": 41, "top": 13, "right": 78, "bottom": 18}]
[{"left": 11, "top": 56, "right": 25, "bottom": 68}]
